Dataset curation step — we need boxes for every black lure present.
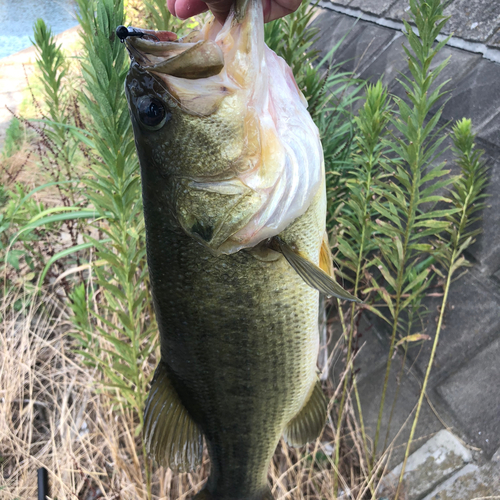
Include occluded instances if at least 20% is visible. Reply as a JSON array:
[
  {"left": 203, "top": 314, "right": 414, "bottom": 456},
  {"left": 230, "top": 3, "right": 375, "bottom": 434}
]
[{"left": 116, "top": 25, "right": 159, "bottom": 43}]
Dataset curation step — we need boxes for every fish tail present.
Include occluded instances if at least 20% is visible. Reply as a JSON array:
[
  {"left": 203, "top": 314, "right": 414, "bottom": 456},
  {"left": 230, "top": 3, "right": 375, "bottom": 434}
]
[{"left": 193, "top": 486, "right": 273, "bottom": 500}]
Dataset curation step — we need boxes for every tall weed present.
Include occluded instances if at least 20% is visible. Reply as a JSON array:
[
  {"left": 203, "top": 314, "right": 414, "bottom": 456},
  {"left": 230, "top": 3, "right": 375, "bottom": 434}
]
[
  {"left": 332, "top": 81, "right": 391, "bottom": 490},
  {"left": 393, "top": 118, "right": 488, "bottom": 498},
  {"left": 367, "top": 0, "right": 456, "bottom": 459},
  {"left": 73, "top": 0, "right": 156, "bottom": 495},
  {"left": 31, "top": 18, "right": 82, "bottom": 205}
]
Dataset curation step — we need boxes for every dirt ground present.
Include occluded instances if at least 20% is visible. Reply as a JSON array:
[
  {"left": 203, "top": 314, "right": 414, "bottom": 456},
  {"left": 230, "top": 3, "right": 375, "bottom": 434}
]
[{"left": 0, "top": 26, "right": 80, "bottom": 150}]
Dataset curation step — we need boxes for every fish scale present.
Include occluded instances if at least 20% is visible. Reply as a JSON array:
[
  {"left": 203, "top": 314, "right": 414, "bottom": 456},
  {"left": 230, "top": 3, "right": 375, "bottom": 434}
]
[{"left": 145, "top": 189, "right": 323, "bottom": 498}]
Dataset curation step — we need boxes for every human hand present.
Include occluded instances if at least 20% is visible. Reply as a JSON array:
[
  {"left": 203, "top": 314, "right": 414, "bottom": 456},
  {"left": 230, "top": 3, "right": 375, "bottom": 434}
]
[{"left": 167, "top": 0, "right": 302, "bottom": 24}]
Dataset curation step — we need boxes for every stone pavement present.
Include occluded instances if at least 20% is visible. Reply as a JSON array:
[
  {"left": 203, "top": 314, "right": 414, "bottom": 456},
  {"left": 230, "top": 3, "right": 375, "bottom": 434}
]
[
  {"left": 379, "top": 430, "right": 500, "bottom": 500},
  {"left": 313, "top": 1, "right": 500, "bottom": 497},
  {"left": 325, "top": 0, "right": 500, "bottom": 46}
]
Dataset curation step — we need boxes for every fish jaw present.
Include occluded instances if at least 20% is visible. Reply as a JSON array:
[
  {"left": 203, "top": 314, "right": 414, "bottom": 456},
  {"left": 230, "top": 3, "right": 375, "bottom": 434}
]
[{"left": 125, "top": 0, "right": 324, "bottom": 255}]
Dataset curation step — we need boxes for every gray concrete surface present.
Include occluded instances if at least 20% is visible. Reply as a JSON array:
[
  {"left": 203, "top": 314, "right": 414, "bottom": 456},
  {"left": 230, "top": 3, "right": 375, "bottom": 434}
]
[
  {"left": 380, "top": 430, "right": 472, "bottom": 500},
  {"left": 422, "top": 462, "right": 500, "bottom": 500},
  {"left": 443, "top": 0, "right": 500, "bottom": 43}
]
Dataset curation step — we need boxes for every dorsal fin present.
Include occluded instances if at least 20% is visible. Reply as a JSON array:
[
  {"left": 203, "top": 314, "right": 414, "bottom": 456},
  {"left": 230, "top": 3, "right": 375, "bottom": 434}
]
[
  {"left": 144, "top": 362, "right": 203, "bottom": 471},
  {"left": 272, "top": 236, "right": 361, "bottom": 303},
  {"left": 319, "top": 231, "right": 335, "bottom": 278}
]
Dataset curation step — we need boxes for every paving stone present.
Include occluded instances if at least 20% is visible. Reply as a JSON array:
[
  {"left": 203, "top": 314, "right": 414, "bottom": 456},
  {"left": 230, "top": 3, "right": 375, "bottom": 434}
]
[
  {"left": 493, "top": 269, "right": 500, "bottom": 286},
  {"left": 353, "top": 313, "right": 391, "bottom": 382},
  {"left": 436, "top": 335, "right": 500, "bottom": 457},
  {"left": 355, "top": 360, "right": 444, "bottom": 467},
  {"left": 347, "top": 0, "right": 399, "bottom": 16},
  {"left": 311, "top": 9, "right": 364, "bottom": 68},
  {"left": 329, "top": 0, "right": 353, "bottom": 6},
  {"left": 386, "top": 0, "right": 414, "bottom": 23},
  {"left": 357, "top": 31, "right": 407, "bottom": 84},
  {"left": 422, "top": 462, "right": 500, "bottom": 500},
  {"left": 439, "top": 59, "right": 500, "bottom": 129},
  {"left": 406, "top": 272, "right": 500, "bottom": 388},
  {"left": 313, "top": 12, "right": 393, "bottom": 78},
  {"left": 443, "top": 0, "right": 500, "bottom": 42},
  {"left": 477, "top": 108, "right": 500, "bottom": 149},
  {"left": 332, "top": 21, "right": 399, "bottom": 77},
  {"left": 379, "top": 430, "right": 472, "bottom": 500},
  {"left": 487, "top": 28, "right": 500, "bottom": 48}
]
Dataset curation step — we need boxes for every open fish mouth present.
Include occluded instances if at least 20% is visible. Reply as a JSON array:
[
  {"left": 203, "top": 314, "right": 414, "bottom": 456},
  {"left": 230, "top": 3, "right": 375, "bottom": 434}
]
[
  {"left": 118, "top": 25, "right": 226, "bottom": 80},
  {"left": 123, "top": 0, "right": 325, "bottom": 255}
]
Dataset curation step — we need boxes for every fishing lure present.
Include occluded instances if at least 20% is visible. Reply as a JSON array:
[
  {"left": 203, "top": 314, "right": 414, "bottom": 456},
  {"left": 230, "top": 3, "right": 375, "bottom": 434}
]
[{"left": 116, "top": 25, "right": 159, "bottom": 43}]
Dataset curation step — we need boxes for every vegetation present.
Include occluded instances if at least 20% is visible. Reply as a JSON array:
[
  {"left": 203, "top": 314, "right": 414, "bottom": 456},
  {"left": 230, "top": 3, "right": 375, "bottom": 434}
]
[{"left": 0, "top": 0, "right": 488, "bottom": 499}]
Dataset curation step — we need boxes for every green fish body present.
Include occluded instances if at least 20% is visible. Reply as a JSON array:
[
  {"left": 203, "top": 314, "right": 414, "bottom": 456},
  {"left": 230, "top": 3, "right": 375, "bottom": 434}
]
[{"left": 124, "top": 1, "right": 357, "bottom": 497}]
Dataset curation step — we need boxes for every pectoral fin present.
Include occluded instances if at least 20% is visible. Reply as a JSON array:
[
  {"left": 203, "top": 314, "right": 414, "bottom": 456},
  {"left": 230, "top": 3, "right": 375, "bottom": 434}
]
[
  {"left": 272, "top": 236, "right": 362, "bottom": 303},
  {"left": 284, "top": 378, "right": 328, "bottom": 447},
  {"left": 144, "top": 362, "right": 203, "bottom": 471}
]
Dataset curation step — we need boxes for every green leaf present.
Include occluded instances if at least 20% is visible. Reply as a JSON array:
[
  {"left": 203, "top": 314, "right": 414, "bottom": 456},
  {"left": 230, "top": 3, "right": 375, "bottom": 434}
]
[
  {"left": 11, "top": 211, "right": 103, "bottom": 246},
  {"left": 39, "top": 240, "right": 111, "bottom": 284},
  {"left": 112, "top": 361, "right": 137, "bottom": 380},
  {"left": 402, "top": 267, "right": 430, "bottom": 295},
  {"left": 6, "top": 249, "right": 24, "bottom": 270}
]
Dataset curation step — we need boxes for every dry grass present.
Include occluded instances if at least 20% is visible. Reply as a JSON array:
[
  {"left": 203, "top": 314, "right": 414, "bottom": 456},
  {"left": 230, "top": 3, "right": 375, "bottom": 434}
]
[{"left": 0, "top": 285, "right": 388, "bottom": 500}]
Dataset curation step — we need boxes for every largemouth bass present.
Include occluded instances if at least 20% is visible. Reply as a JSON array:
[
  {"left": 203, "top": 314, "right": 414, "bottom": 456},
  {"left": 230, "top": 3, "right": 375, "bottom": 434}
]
[{"left": 123, "top": 1, "right": 359, "bottom": 498}]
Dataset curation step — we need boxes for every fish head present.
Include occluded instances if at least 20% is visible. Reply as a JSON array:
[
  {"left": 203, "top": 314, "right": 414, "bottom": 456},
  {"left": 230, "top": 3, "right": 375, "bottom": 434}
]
[
  {"left": 125, "top": 58, "right": 246, "bottom": 181},
  {"left": 125, "top": 0, "right": 323, "bottom": 254}
]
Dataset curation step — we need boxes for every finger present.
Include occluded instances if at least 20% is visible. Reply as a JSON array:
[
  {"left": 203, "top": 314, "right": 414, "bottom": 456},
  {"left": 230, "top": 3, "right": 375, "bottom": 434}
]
[
  {"left": 204, "top": 0, "right": 234, "bottom": 23},
  {"left": 264, "top": 0, "right": 302, "bottom": 22},
  {"left": 169, "top": 0, "right": 209, "bottom": 20},
  {"left": 167, "top": 0, "right": 177, "bottom": 17}
]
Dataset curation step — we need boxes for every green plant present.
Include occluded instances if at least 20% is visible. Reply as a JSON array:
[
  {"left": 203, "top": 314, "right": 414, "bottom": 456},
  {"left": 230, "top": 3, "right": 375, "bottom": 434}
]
[
  {"left": 143, "top": 0, "right": 186, "bottom": 31},
  {"left": 366, "top": 0, "right": 457, "bottom": 461},
  {"left": 32, "top": 18, "right": 82, "bottom": 203},
  {"left": 0, "top": 184, "right": 65, "bottom": 294},
  {"left": 332, "top": 80, "right": 391, "bottom": 492},
  {"left": 393, "top": 117, "right": 488, "bottom": 499},
  {"left": 1, "top": 118, "right": 24, "bottom": 159},
  {"left": 73, "top": 0, "right": 157, "bottom": 496},
  {"left": 68, "top": 281, "right": 96, "bottom": 354},
  {"left": 32, "top": 19, "right": 68, "bottom": 127}
]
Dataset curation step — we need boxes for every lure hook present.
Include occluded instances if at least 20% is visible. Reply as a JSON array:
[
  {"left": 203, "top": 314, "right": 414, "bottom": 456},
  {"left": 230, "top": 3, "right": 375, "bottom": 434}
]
[{"left": 116, "top": 25, "right": 160, "bottom": 43}]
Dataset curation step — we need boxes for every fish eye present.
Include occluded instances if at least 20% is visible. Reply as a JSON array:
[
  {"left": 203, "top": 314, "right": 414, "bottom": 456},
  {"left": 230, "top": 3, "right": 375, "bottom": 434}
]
[{"left": 137, "top": 96, "right": 171, "bottom": 130}]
